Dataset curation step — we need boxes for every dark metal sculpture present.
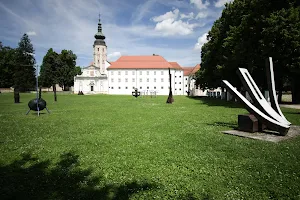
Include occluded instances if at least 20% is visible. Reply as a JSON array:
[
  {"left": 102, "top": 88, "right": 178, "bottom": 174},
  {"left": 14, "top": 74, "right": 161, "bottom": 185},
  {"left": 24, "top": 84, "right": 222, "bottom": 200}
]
[
  {"left": 26, "top": 65, "right": 50, "bottom": 116},
  {"left": 166, "top": 68, "right": 174, "bottom": 104},
  {"left": 222, "top": 57, "right": 291, "bottom": 136},
  {"left": 132, "top": 88, "right": 140, "bottom": 98}
]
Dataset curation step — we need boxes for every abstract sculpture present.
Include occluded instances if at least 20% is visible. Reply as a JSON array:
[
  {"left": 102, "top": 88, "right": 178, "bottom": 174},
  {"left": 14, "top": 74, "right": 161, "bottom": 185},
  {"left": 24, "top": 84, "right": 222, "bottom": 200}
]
[{"left": 222, "top": 57, "right": 291, "bottom": 136}]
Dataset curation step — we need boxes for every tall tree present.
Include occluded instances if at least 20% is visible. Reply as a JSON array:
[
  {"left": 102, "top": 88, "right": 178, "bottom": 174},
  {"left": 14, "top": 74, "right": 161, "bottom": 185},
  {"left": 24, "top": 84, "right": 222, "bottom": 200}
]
[
  {"left": 57, "top": 50, "right": 77, "bottom": 91},
  {"left": 74, "top": 66, "right": 82, "bottom": 76},
  {"left": 197, "top": 0, "right": 300, "bottom": 103},
  {"left": 0, "top": 43, "right": 15, "bottom": 88},
  {"left": 14, "top": 34, "right": 36, "bottom": 92},
  {"left": 40, "top": 48, "right": 61, "bottom": 102}
]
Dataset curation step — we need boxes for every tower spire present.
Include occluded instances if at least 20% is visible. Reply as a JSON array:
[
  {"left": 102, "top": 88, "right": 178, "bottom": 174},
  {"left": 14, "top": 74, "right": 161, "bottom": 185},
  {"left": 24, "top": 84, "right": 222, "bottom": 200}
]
[{"left": 93, "top": 14, "right": 106, "bottom": 47}]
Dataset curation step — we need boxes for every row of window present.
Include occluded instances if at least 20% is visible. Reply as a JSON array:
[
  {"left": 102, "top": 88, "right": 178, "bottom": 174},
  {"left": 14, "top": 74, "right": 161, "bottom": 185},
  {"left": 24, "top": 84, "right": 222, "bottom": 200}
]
[
  {"left": 111, "top": 78, "right": 184, "bottom": 84},
  {"left": 110, "top": 71, "right": 184, "bottom": 76},
  {"left": 110, "top": 86, "right": 183, "bottom": 90}
]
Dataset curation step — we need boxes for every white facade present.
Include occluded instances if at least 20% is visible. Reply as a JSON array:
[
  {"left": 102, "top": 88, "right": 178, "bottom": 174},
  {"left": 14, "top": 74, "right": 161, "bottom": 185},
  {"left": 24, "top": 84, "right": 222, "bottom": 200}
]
[{"left": 107, "top": 68, "right": 185, "bottom": 95}]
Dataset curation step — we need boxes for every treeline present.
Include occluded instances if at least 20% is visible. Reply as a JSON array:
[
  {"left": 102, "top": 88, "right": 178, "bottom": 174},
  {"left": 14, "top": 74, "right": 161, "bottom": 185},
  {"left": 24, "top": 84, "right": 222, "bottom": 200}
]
[
  {"left": 196, "top": 0, "right": 300, "bottom": 103},
  {"left": 0, "top": 34, "right": 36, "bottom": 92},
  {"left": 0, "top": 34, "right": 82, "bottom": 101}
]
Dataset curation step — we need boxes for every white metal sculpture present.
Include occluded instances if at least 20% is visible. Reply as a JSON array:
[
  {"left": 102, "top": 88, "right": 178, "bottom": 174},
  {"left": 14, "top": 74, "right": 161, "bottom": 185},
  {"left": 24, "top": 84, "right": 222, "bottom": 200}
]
[{"left": 222, "top": 57, "right": 291, "bottom": 136}]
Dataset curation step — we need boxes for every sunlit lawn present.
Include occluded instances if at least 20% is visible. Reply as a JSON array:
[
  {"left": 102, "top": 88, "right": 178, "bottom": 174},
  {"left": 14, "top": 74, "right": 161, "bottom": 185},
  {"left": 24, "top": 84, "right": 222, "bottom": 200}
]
[{"left": 0, "top": 92, "right": 300, "bottom": 199}]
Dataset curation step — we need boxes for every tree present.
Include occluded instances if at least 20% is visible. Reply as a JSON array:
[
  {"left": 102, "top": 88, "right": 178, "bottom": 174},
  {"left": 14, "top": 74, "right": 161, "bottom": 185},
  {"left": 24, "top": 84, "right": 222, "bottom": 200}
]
[
  {"left": 40, "top": 48, "right": 61, "bottom": 102},
  {"left": 14, "top": 34, "right": 36, "bottom": 92},
  {"left": 0, "top": 43, "right": 15, "bottom": 88},
  {"left": 57, "top": 50, "right": 77, "bottom": 91},
  {"left": 74, "top": 66, "right": 82, "bottom": 76},
  {"left": 197, "top": 0, "right": 300, "bottom": 103}
]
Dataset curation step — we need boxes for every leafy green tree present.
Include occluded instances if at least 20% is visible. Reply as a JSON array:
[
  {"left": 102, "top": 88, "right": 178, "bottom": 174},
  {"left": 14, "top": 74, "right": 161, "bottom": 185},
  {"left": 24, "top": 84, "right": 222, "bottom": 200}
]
[
  {"left": 0, "top": 43, "right": 15, "bottom": 88},
  {"left": 57, "top": 50, "right": 77, "bottom": 91},
  {"left": 197, "top": 0, "right": 300, "bottom": 103},
  {"left": 14, "top": 34, "right": 36, "bottom": 92},
  {"left": 75, "top": 66, "right": 82, "bottom": 76},
  {"left": 40, "top": 48, "right": 61, "bottom": 101}
]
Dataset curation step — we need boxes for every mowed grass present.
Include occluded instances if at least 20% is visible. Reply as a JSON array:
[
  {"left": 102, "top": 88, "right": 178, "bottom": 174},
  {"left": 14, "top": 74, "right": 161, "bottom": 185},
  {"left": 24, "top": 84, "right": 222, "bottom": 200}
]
[{"left": 0, "top": 93, "right": 300, "bottom": 199}]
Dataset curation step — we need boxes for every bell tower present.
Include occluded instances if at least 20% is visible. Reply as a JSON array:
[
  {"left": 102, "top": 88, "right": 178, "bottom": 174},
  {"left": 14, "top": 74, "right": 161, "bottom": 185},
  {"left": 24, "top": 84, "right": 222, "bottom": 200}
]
[{"left": 93, "top": 14, "right": 107, "bottom": 75}]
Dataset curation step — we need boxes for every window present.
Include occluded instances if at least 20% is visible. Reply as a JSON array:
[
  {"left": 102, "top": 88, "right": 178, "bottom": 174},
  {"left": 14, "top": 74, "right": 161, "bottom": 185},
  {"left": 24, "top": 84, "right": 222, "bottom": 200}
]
[
  {"left": 118, "top": 78, "right": 121, "bottom": 82},
  {"left": 147, "top": 86, "right": 149, "bottom": 89},
  {"left": 111, "top": 87, "right": 114, "bottom": 89},
  {"left": 102, "top": 48, "right": 104, "bottom": 52},
  {"left": 185, "top": 78, "right": 188, "bottom": 81},
  {"left": 161, "top": 71, "right": 164, "bottom": 75},
  {"left": 179, "top": 82, "right": 181, "bottom": 84},
  {"left": 161, "top": 86, "right": 164, "bottom": 89},
  {"left": 179, "top": 88, "right": 181, "bottom": 91},
  {"left": 98, "top": 60, "right": 99, "bottom": 63},
  {"left": 102, "top": 60, "right": 105, "bottom": 64},
  {"left": 132, "top": 71, "right": 135, "bottom": 75},
  {"left": 175, "top": 88, "right": 177, "bottom": 90},
  {"left": 185, "top": 85, "right": 187, "bottom": 87},
  {"left": 90, "top": 71, "right": 94, "bottom": 77},
  {"left": 132, "top": 78, "right": 135, "bottom": 82},
  {"left": 118, "top": 71, "right": 121, "bottom": 75},
  {"left": 118, "top": 87, "right": 121, "bottom": 89},
  {"left": 125, "top": 87, "right": 128, "bottom": 89},
  {"left": 98, "top": 48, "right": 99, "bottom": 51},
  {"left": 125, "top": 78, "right": 128, "bottom": 82},
  {"left": 111, "top": 71, "right": 114, "bottom": 75},
  {"left": 175, "top": 76, "right": 177, "bottom": 78},
  {"left": 179, "top": 76, "right": 181, "bottom": 78},
  {"left": 154, "top": 86, "right": 156, "bottom": 89},
  {"left": 175, "top": 82, "right": 177, "bottom": 84},
  {"left": 154, "top": 78, "right": 156, "bottom": 82},
  {"left": 140, "top": 71, "right": 142, "bottom": 75},
  {"left": 140, "top": 86, "right": 142, "bottom": 89},
  {"left": 147, "top": 78, "right": 149, "bottom": 82},
  {"left": 125, "top": 71, "right": 128, "bottom": 75},
  {"left": 111, "top": 78, "right": 114, "bottom": 82},
  {"left": 147, "top": 71, "right": 149, "bottom": 75},
  {"left": 140, "top": 78, "right": 142, "bottom": 82},
  {"left": 154, "top": 71, "right": 156, "bottom": 75},
  {"left": 161, "top": 78, "right": 164, "bottom": 82},
  {"left": 133, "top": 87, "right": 135, "bottom": 89}
]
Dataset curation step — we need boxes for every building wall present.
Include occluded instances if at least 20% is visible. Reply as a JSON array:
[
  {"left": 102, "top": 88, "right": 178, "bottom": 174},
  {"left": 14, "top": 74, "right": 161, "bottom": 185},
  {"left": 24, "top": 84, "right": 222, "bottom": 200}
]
[{"left": 107, "top": 69, "right": 185, "bottom": 95}]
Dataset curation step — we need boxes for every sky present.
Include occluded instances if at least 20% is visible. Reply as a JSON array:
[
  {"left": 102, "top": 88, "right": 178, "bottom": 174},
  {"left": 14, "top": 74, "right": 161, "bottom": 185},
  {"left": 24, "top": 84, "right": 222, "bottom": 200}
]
[{"left": 0, "top": 0, "right": 232, "bottom": 68}]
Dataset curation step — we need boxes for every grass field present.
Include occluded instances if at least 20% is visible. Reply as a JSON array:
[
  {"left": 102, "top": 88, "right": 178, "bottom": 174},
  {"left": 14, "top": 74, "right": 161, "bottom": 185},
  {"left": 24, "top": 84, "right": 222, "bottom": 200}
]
[{"left": 0, "top": 93, "right": 300, "bottom": 199}]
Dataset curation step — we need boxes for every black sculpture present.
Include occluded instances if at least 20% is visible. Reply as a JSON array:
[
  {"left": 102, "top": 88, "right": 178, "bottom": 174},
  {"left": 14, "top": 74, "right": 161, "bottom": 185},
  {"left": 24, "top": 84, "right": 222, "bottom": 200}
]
[
  {"left": 132, "top": 88, "right": 140, "bottom": 98},
  {"left": 26, "top": 65, "right": 50, "bottom": 116},
  {"left": 166, "top": 68, "right": 174, "bottom": 104}
]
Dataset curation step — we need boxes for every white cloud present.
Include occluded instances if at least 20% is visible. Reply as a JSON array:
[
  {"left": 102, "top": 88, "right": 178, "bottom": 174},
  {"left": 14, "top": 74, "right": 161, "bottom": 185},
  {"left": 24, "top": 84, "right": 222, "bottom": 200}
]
[
  {"left": 155, "top": 19, "right": 197, "bottom": 36},
  {"left": 214, "top": 0, "right": 232, "bottom": 8},
  {"left": 107, "top": 51, "right": 121, "bottom": 60},
  {"left": 26, "top": 31, "right": 36, "bottom": 36},
  {"left": 152, "top": 9, "right": 179, "bottom": 22},
  {"left": 190, "top": 0, "right": 210, "bottom": 10},
  {"left": 152, "top": 9, "right": 201, "bottom": 36},
  {"left": 180, "top": 12, "right": 194, "bottom": 20},
  {"left": 195, "top": 12, "right": 208, "bottom": 19},
  {"left": 194, "top": 32, "right": 208, "bottom": 50}
]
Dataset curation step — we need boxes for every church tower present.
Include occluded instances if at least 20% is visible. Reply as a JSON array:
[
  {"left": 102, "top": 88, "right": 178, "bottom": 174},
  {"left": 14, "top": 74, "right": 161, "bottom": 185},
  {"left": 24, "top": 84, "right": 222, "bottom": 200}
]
[{"left": 93, "top": 15, "right": 107, "bottom": 75}]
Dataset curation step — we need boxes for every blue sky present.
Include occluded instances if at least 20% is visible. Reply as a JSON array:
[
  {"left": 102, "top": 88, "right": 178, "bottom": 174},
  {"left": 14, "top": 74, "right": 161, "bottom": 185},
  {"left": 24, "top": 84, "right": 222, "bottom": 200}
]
[{"left": 0, "top": 0, "right": 232, "bottom": 67}]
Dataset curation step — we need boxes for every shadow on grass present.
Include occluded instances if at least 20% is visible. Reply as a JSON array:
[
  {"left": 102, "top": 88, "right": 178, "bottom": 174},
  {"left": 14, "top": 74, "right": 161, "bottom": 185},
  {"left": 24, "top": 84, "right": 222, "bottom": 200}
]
[
  {"left": 0, "top": 152, "right": 157, "bottom": 200},
  {"left": 206, "top": 121, "right": 238, "bottom": 129},
  {"left": 186, "top": 96, "right": 243, "bottom": 109}
]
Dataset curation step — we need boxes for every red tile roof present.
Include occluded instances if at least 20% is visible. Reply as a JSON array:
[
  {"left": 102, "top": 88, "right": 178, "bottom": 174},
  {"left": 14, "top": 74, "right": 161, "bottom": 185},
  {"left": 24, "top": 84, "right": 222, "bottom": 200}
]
[
  {"left": 107, "top": 55, "right": 179, "bottom": 69},
  {"left": 169, "top": 62, "right": 183, "bottom": 70},
  {"left": 183, "top": 64, "right": 201, "bottom": 76}
]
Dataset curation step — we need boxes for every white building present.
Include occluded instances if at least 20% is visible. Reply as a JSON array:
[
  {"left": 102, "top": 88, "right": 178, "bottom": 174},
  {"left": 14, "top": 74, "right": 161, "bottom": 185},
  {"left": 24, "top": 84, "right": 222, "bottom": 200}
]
[{"left": 74, "top": 18, "right": 201, "bottom": 95}]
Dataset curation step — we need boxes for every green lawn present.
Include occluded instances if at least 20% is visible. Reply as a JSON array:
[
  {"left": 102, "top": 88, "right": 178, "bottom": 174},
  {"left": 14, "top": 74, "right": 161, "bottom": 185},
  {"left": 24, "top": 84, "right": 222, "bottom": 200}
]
[{"left": 0, "top": 93, "right": 300, "bottom": 199}]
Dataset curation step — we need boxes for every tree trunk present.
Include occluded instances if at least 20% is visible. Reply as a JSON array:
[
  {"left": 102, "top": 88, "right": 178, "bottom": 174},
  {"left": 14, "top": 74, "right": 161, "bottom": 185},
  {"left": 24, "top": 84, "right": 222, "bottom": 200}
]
[
  {"left": 53, "top": 84, "right": 57, "bottom": 102},
  {"left": 292, "top": 79, "right": 300, "bottom": 104},
  {"left": 14, "top": 88, "right": 20, "bottom": 103}
]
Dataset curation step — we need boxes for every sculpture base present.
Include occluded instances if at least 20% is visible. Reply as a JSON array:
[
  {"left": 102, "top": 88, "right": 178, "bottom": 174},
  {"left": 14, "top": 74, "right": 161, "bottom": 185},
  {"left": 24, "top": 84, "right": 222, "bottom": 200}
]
[{"left": 238, "top": 114, "right": 259, "bottom": 133}]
